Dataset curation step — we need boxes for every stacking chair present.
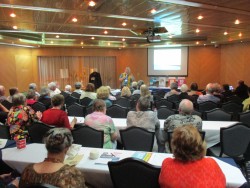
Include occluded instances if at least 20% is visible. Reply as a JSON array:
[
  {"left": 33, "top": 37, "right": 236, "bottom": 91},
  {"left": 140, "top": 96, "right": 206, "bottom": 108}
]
[
  {"left": 60, "top": 91, "right": 70, "bottom": 99},
  {"left": 191, "top": 110, "right": 202, "bottom": 118},
  {"left": 166, "top": 94, "right": 179, "bottom": 103},
  {"left": 67, "top": 103, "right": 85, "bottom": 117},
  {"left": 120, "top": 127, "right": 155, "bottom": 152},
  {"left": 238, "top": 111, "right": 250, "bottom": 127},
  {"left": 71, "top": 125, "right": 104, "bottom": 148},
  {"left": 155, "top": 99, "right": 174, "bottom": 109},
  {"left": 27, "top": 121, "right": 55, "bottom": 143},
  {"left": 106, "top": 104, "right": 128, "bottom": 118},
  {"left": 79, "top": 97, "right": 93, "bottom": 107},
  {"left": 108, "top": 157, "right": 161, "bottom": 188},
  {"left": 115, "top": 97, "right": 131, "bottom": 108},
  {"left": 71, "top": 92, "right": 81, "bottom": 99},
  {"left": 205, "top": 108, "right": 233, "bottom": 121},
  {"left": 226, "top": 95, "right": 243, "bottom": 104},
  {"left": 24, "top": 183, "right": 58, "bottom": 188},
  {"left": 157, "top": 106, "right": 176, "bottom": 119},
  {"left": 64, "top": 95, "right": 79, "bottom": 107},
  {"left": 85, "top": 105, "right": 93, "bottom": 116},
  {"left": 0, "top": 125, "right": 11, "bottom": 139},
  {"left": 221, "top": 101, "right": 243, "bottom": 121},
  {"left": 1, "top": 100, "right": 13, "bottom": 110},
  {"left": 31, "top": 102, "right": 46, "bottom": 112},
  {"left": 197, "top": 101, "right": 218, "bottom": 113}
]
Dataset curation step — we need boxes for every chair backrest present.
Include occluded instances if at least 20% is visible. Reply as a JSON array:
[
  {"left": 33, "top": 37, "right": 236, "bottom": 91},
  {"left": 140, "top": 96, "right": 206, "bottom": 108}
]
[
  {"left": 71, "top": 92, "right": 81, "bottom": 99},
  {"left": 220, "top": 123, "right": 250, "bottom": 158},
  {"left": 27, "top": 121, "right": 55, "bottom": 143},
  {"left": 167, "top": 130, "right": 206, "bottom": 152},
  {"left": 239, "top": 111, "right": 250, "bottom": 127},
  {"left": 108, "top": 157, "right": 161, "bottom": 188},
  {"left": 85, "top": 105, "right": 93, "bottom": 116},
  {"left": 131, "top": 94, "right": 140, "bottom": 101},
  {"left": 120, "top": 127, "right": 155, "bottom": 152},
  {"left": 191, "top": 110, "right": 202, "bottom": 118},
  {"left": 64, "top": 95, "right": 79, "bottom": 107},
  {"left": 106, "top": 104, "right": 128, "bottom": 118},
  {"left": 205, "top": 108, "right": 233, "bottom": 121},
  {"left": 221, "top": 101, "right": 243, "bottom": 120},
  {"left": 115, "top": 97, "right": 131, "bottom": 108},
  {"left": 197, "top": 101, "right": 218, "bottom": 112},
  {"left": 71, "top": 125, "right": 104, "bottom": 148},
  {"left": 60, "top": 91, "right": 70, "bottom": 99},
  {"left": 155, "top": 99, "right": 174, "bottom": 109},
  {"left": 1, "top": 100, "right": 13, "bottom": 110},
  {"left": 79, "top": 97, "right": 93, "bottom": 107},
  {"left": 24, "top": 183, "right": 58, "bottom": 188},
  {"left": 166, "top": 94, "right": 179, "bottom": 103},
  {"left": 226, "top": 95, "right": 243, "bottom": 103},
  {"left": 157, "top": 106, "right": 176, "bottom": 119},
  {"left": 31, "top": 102, "right": 46, "bottom": 112},
  {"left": 67, "top": 103, "right": 85, "bottom": 117},
  {"left": 0, "top": 125, "right": 11, "bottom": 139}
]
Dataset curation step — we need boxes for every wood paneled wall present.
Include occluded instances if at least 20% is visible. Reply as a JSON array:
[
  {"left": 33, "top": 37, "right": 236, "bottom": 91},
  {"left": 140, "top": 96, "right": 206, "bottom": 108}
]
[{"left": 0, "top": 42, "right": 249, "bottom": 93}]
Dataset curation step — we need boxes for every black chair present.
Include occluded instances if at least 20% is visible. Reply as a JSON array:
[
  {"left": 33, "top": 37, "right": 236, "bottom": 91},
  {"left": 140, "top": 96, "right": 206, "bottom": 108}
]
[
  {"left": 197, "top": 101, "right": 218, "bottom": 112},
  {"left": 115, "top": 97, "right": 131, "bottom": 108},
  {"left": 130, "top": 94, "right": 140, "bottom": 101},
  {"left": 157, "top": 106, "right": 176, "bottom": 119},
  {"left": 60, "top": 91, "right": 70, "bottom": 99},
  {"left": 85, "top": 105, "right": 93, "bottom": 116},
  {"left": 155, "top": 99, "right": 174, "bottom": 109},
  {"left": 191, "top": 110, "right": 202, "bottom": 118},
  {"left": 27, "top": 121, "right": 55, "bottom": 143},
  {"left": 205, "top": 108, "right": 233, "bottom": 121},
  {"left": 168, "top": 130, "right": 206, "bottom": 152},
  {"left": 71, "top": 125, "right": 104, "bottom": 148},
  {"left": 108, "top": 157, "right": 161, "bottom": 188},
  {"left": 79, "top": 97, "right": 93, "bottom": 107},
  {"left": 239, "top": 111, "right": 250, "bottom": 127},
  {"left": 226, "top": 95, "right": 243, "bottom": 104},
  {"left": 0, "top": 125, "right": 11, "bottom": 139},
  {"left": 153, "top": 94, "right": 162, "bottom": 102},
  {"left": 31, "top": 102, "right": 46, "bottom": 112},
  {"left": 120, "top": 127, "right": 155, "bottom": 152},
  {"left": 67, "top": 103, "right": 85, "bottom": 117},
  {"left": 106, "top": 104, "right": 128, "bottom": 118},
  {"left": 24, "top": 183, "right": 58, "bottom": 188},
  {"left": 71, "top": 92, "right": 81, "bottom": 99},
  {"left": 166, "top": 94, "right": 179, "bottom": 103},
  {"left": 221, "top": 101, "right": 243, "bottom": 121},
  {"left": 64, "top": 95, "right": 79, "bottom": 107},
  {"left": 1, "top": 100, "right": 13, "bottom": 110}
]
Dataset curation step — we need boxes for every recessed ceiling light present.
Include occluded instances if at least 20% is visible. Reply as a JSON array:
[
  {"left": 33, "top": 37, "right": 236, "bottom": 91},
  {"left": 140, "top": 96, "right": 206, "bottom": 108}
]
[
  {"left": 50, "top": 41, "right": 54, "bottom": 44},
  {"left": 72, "top": 18, "right": 77, "bottom": 22},
  {"left": 89, "top": 1, "right": 96, "bottom": 7},
  {"left": 108, "top": 42, "right": 111, "bottom": 46},
  {"left": 82, "top": 46, "right": 84, "bottom": 48},
  {"left": 197, "top": 15, "right": 203, "bottom": 20},
  {"left": 81, "top": 41, "right": 84, "bottom": 45},
  {"left": 196, "top": 28, "right": 200, "bottom": 33},
  {"left": 122, "top": 22, "right": 127, "bottom": 26},
  {"left": 196, "top": 41, "right": 199, "bottom": 45},
  {"left": 13, "top": 26, "right": 18, "bottom": 29},
  {"left": 10, "top": 13, "right": 16, "bottom": 17},
  {"left": 91, "top": 37, "right": 95, "bottom": 40},
  {"left": 150, "top": 9, "right": 156, "bottom": 14},
  {"left": 122, "top": 38, "right": 125, "bottom": 41},
  {"left": 168, "top": 35, "right": 173, "bottom": 38},
  {"left": 235, "top": 19, "right": 240, "bottom": 24},
  {"left": 56, "top": 35, "right": 60, "bottom": 38},
  {"left": 224, "top": 31, "right": 228, "bottom": 35},
  {"left": 238, "top": 32, "right": 242, "bottom": 37},
  {"left": 204, "top": 44, "right": 206, "bottom": 46},
  {"left": 104, "top": 30, "right": 108, "bottom": 34}
]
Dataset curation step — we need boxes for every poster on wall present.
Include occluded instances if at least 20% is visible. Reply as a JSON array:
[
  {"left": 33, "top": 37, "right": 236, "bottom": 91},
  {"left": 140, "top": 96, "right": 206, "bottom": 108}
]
[{"left": 177, "top": 77, "right": 186, "bottom": 87}]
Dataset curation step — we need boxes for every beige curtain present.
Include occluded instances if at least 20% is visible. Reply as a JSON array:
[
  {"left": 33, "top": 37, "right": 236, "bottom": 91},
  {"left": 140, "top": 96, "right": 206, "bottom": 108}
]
[{"left": 38, "top": 56, "right": 116, "bottom": 90}]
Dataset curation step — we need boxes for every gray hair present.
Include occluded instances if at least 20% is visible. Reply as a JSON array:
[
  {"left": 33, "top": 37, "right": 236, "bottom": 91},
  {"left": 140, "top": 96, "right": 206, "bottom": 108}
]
[
  {"left": 170, "top": 82, "right": 178, "bottom": 90},
  {"left": 12, "top": 93, "right": 26, "bottom": 106},
  {"left": 48, "top": 82, "right": 56, "bottom": 90},
  {"left": 65, "top": 85, "right": 72, "bottom": 91},
  {"left": 179, "top": 99, "right": 193, "bottom": 115},
  {"left": 206, "top": 83, "right": 214, "bottom": 94},
  {"left": 137, "top": 96, "right": 150, "bottom": 111},
  {"left": 75, "top": 82, "right": 82, "bottom": 89},
  {"left": 125, "top": 67, "right": 131, "bottom": 74},
  {"left": 26, "top": 89, "right": 36, "bottom": 99},
  {"left": 131, "top": 81, "right": 138, "bottom": 88},
  {"left": 29, "top": 83, "right": 37, "bottom": 90},
  {"left": 43, "top": 128, "right": 73, "bottom": 154},
  {"left": 180, "top": 84, "right": 188, "bottom": 92},
  {"left": 137, "top": 80, "right": 144, "bottom": 89},
  {"left": 40, "top": 87, "right": 50, "bottom": 96}
]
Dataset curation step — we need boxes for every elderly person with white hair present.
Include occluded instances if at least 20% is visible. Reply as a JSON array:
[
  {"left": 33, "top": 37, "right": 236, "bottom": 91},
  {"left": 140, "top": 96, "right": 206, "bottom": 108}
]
[
  {"left": 29, "top": 83, "right": 40, "bottom": 98},
  {"left": 48, "top": 82, "right": 61, "bottom": 97},
  {"left": 197, "top": 83, "right": 220, "bottom": 104},
  {"left": 73, "top": 82, "right": 83, "bottom": 94},
  {"left": 64, "top": 84, "right": 72, "bottom": 94},
  {"left": 164, "top": 82, "right": 179, "bottom": 98},
  {"left": 179, "top": 84, "right": 193, "bottom": 101},
  {"left": 119, "top": 67, "right": 135, "bottom": 88}
]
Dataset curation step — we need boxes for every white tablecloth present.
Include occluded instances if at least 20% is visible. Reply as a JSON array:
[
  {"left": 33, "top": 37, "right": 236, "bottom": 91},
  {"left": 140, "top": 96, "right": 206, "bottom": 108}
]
[{"left": 2, "top": 143, "right": 246, "bottom": 188}]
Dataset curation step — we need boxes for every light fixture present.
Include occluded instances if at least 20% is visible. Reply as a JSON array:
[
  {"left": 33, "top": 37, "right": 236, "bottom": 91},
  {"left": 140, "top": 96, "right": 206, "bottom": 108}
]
[
  {"left": 224, "top": 31, "right": 228, "bottom": 35},
  {"left": 104, "top": 30, "right": 108, "bottom": 34},
  {"left": 10, "top": 13, "right": 16, "bottom": 17},
  {"left": 196, "top": 28, "right": 200, "bottom": 33},
  {"left": 150, "top": 9, "right": 156, "bottom": 14},
  {"left": 238, "top": 32, "right": 242, "bottom": 37},
  {"left": 235, "top": 19, "right": 240, "bottom": 24},
  {"left": 56, "top": 35, "right": 60, "bottom": 38},
  {"left": 122, "top": 22, "right": 127, "bottom": 26},
  {"left": 13, "top": 25, "right": 18, "bottom": 29},
  {"left": 81, "top": 41, "right": 84, "bottom": 45},
  {"left": 168, "top": 35, "right": 173, "bottom": 38},
  {"left": 197, "top": 15, "right": 203, "bottom": 20},
  {"left": 122, "top": 38, "right": 125, "bottom": 41},
  {"left": 196, "top": 41, "right": 199, "bottom": 45},
  {"left": 50, "top": 41, "right": 54, "bottom": 44},
  {"left": 108, "top": 42, "right": 111, "bottom": 46},
  {"left": 89, "top": 1, "right": 96, "bottom": 7},
  {"left": 91, "top": 37, "right": 95, "bottom": 40},
  {"left": 72, "top": 17, "right": 78, "bottom": 22}
]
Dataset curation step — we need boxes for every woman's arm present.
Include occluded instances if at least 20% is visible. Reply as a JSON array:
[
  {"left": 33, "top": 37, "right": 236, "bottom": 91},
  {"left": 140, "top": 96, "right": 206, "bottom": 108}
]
[{"left": 0, "top": 103, "right": 9, "bottom": 112}]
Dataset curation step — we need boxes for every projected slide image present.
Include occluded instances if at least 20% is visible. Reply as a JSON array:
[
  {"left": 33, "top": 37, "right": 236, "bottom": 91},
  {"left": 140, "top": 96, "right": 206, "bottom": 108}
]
[{"left": 153, "top": 49, "right": 181, "bottom": 70}]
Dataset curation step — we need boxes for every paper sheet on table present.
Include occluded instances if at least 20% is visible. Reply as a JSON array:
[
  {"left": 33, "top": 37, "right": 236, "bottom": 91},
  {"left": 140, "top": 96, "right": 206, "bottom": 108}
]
[
  {"left": 0, "top": 139, "right": 7, "bottom": 149},
  {"left": 64, "top": 154, "right": 84, "bottom": 166},
  {"left": 148, "top": 153, "right": 171, "bottom": 166},
  {"left": 68, "top": 117, "right": 84, "bottom": 124}
]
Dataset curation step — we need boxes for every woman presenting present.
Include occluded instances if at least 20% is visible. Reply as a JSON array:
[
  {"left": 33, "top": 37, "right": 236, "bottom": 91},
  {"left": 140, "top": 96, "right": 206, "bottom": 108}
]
[{"left": 119, "top": 67, "right": 135, "bottom": 88}]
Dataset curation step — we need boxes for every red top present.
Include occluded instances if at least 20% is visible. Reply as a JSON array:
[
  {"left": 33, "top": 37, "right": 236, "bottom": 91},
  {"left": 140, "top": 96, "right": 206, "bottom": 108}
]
[
  {"left": 41, "top": 109, "right": 71, "bottom": 129},
  {"left": 159, "top": 158, "right": 226, "bottom": 188}
]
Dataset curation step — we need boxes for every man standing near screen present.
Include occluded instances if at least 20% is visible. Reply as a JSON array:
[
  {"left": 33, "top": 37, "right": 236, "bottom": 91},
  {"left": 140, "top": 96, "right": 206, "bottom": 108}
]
[{"left": 119, "top": 67, "right": 135, "bottom": 88}]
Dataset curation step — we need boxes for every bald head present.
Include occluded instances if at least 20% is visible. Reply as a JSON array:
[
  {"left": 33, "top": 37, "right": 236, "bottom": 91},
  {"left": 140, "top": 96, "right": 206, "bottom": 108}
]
[
  {"left": 206, "top": 83, "right": 214, "bottom": 94},
  {"left": 179, "top": 99, "right": 194, "bottom": 115},
  {"left": 0, "top": 85, "right": 5, "bottom": 96}
]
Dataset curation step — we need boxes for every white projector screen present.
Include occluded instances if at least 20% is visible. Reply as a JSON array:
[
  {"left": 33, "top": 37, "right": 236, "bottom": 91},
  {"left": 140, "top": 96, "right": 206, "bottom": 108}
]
[{"left": 148, "top": 47, "right": 188, "bottom": 76}]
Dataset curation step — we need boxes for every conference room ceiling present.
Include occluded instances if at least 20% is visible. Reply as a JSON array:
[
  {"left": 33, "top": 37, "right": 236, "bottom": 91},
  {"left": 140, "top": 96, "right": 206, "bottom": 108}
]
[{"left": 0, "top": 0, "right": 250, "bottom": 48}]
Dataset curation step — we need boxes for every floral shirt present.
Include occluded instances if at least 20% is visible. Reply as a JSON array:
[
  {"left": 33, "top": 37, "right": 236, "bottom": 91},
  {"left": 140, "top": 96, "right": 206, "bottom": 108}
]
[
  {"left": 84, "top": 111, "right": 116, "bottom": 149},
  {"left": 6, "top": 105, "right": 37, "bottom": 139}
]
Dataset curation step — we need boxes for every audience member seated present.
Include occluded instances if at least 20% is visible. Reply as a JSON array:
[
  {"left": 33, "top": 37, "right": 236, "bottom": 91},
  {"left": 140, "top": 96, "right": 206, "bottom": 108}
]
[
  {"left": 132, "top": 80, "right": 144, "bottom": 95},
  {"left": 164, "top": 82, "right": 179, "bottom": 98},
  {"left": 6, "top": 87, "right": 19, "bottom": 103},
  {"left": 0, "top": 85, "right": 7, "bottom": 103},
  {"left": 80, "top": 83, "right": 97, "bottom": 100},
  {"left": 48, "top": 82, "right": 61, "bottom": 97},
  {"left": 242, "top": 87, "right": 250, "bottom": 112},
  {"left": 6, "top": 93, "right": 40, "bottom": 139},
  {"left": 235, "top": 80, "right": 249, "bottom": 100},
  {"left": 197, "top": 83, "right": 220, "bottom": 104},
  {"left": 127, "top": 96, "right": 164, "bottom": 151},
  {"left": 84, "top": 99, "right": 118, "bottom": 149},
  {"left": 140, "top": 84, "right": 153, "bottom": 102},
  {"left": 73, "top": 82, "right": 83, "bottom": 94},
  {"left": 26, "top": 89, "right": 37, "bottom": 105},
  {"left": 130, "top": 81, "right": 137, "bottom": 94},
  {"left": 29, "top": 83, "right": 40, "bottom": 99},
  {"left": 38, "top": 87, "right": 51, "bottom": 109},
  {"left": 221, "top": 83, "right": 234, "bottom": 100},
  {"left": 188, "top": 82, "right": 202, "bottom": 96},
  {"left": 64, "top": 85, "right": 72, "bottom": 95},
  {"left": 107, "top": 86, "right": 116, "bottom": 101},
  {"left": 0, "top": 173, "right": 19, "bottom": 188},
  {"left": 179, "top": 84, "right": 193, "bottom": 101},
  {"left": 0, "top": 103, "right": 8, "bottom": 124},
  {"left": 19, "top": 128, "right": 87, "bottom": 188},
  {"left": 90, "top": 86, "right": 112, "bottom": 107},
  {"left": 121, "top": 86, "right": 131, "bottom": 99},
  {"left": 41, "top": 94, "right": 76, "bottom": 129},
  {"left": 159, "top": 125, "right": 226, "bottom": 188}
]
